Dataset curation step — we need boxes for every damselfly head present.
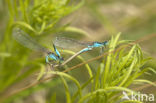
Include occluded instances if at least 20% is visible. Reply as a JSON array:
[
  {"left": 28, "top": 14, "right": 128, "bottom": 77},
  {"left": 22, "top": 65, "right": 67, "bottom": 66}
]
[
  {"left": 47, "top": 52, "right": 53, "bottom": 55},
  {"left": 103, "top": 41, "right": 109, "bottom": 45}
]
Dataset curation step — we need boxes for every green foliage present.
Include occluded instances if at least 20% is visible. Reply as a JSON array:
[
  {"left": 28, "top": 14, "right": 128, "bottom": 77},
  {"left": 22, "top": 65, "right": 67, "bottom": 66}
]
[
  {"left": 7, "top": 0, "right": 84, "bottom": 34},
  {"left": 45, "top": 34, "right": 155, "bottom": 103},
  {"left": 0, "top": 0, "right": 84, "bottom": 102},
  {"left": 72, "top": 34, "right": 154, "bottom": 103}
]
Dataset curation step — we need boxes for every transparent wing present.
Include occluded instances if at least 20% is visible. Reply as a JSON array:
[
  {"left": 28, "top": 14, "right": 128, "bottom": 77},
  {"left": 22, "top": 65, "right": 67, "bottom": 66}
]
[
  {"left": 12, "top": 28, "right": 49, "bottom": 53},
  {"left": 54, "top": 37, "right": 92, "bottom": 49}
]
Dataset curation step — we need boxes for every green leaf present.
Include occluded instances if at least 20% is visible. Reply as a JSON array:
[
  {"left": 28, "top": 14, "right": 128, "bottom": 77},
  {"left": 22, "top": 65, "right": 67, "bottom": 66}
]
[
  {"left": 72, "top": 76, "right": 94, "bottom": 102},
  {"left": 64, "top": 26, "right": 91, "bottom": 38},
  {"left": 119, "top": 57, "right": 136, "bottom": 86},
  {"left": 37, "top": 64, "right": 45, "bottom": 81},
  {"left": 133, "top": 79, "right": 156, "bottom": 87},
  {"left": 117, "top": 45, "right": 136, "bottom": 74},
  {"left": 0, "top": 52, "right": 11, "bottom": 57},
  {"left": 48, "top": 93, "right": 56, "bottom": 103},
  {"left": 78, "top": 89, "right": 107, "bottom": 103},
  {"left": 13, "top": 21, "right": 37, "bottom": 33},
  {"left": 102, "top": 33, "right": 121, "bottom": 88},
  {"left": 60, "top": 76, "right": 71, "bottom": 103},
  {"left": 47, "top": 71, "right": 82, "bottom": 98}
]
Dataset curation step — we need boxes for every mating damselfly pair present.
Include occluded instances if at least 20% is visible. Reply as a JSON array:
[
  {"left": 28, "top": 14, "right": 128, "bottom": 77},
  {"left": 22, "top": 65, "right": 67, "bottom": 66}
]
[{"left": 12, "top": 28, "right": 109, "bottom": 67}]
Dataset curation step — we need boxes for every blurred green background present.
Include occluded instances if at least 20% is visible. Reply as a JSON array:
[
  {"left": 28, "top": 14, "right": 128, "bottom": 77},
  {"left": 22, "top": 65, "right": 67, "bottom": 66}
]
[{"left": 0, "top": 0, "right": 155, "bottom": 103}]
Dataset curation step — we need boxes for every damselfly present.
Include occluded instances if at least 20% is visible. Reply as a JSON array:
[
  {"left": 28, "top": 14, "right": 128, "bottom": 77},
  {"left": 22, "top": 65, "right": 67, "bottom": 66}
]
[
  {"left": 54, "top": 37, "right": 109, "bottom": 53},
  {"left": 12, "top": 28, "right": 63, "bottom": 64}
]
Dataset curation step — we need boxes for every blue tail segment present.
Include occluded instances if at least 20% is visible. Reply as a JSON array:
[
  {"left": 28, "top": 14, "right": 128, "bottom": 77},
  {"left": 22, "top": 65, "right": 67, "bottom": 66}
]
[
  {"left": 53, "top": 44, "right": 61, "bottom": 57},
  {"left": 88, "top": 41, "right": 109, "bottom": 48},
  {"left": 80, "top": 41, "right": 109, "bottom": 53},
  {"left": 80, "top": 47, "right": 92, "bottom": 53}
]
